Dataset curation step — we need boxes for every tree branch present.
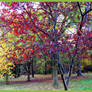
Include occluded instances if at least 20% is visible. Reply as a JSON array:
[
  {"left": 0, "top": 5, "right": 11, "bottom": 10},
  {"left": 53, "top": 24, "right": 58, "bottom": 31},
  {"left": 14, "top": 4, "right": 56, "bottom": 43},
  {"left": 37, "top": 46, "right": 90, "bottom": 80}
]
[
  {"left": 77, "top": 2, "right": 83, "bottom": 16},
  {"left": 22, "top": 6, "right": 54, "bottom": 41},
  {"left": 83, "top": 8, "right": 92, "bottom": 16}
]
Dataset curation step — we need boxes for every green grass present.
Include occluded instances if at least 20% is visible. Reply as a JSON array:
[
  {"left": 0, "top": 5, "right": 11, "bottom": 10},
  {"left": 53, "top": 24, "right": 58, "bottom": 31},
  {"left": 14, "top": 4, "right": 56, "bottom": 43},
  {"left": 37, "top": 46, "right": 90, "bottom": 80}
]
[{"left": 69, "top": 78, "right": 92, "bottom": 90}]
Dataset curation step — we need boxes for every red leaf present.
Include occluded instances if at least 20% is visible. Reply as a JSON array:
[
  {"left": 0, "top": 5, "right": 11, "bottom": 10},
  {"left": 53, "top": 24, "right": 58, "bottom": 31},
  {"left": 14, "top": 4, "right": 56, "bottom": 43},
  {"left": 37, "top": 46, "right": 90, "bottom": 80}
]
[
  {"left": 12, "top": 52, "right": 16, "bottom": 56},
  {"left": 24, "top": 53, "right": 27, "bottom": 60}
]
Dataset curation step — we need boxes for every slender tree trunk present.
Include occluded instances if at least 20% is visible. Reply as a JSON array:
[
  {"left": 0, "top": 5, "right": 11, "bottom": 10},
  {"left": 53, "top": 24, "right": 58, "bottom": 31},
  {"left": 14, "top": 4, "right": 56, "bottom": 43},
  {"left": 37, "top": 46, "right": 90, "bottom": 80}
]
[
  {"left": 77, "top": 63, "right": 83, "bottom": 76},
  {"left": 57, "top": 50, "right": 68, "bottom": 90},
  {"left": 58, "top": 63, "right": 68, "bottom": 90},
  {"left": 27, "top": 62, "right": 31, "bottom": 81},
  {"left": 44, "top": 62, "right": 47, "bottom": 74},
  {"left": 50, "top": 53, "right": 59, "bottom": 89},
  {"left": 18, "top": 64, "right": 20, "bottom": 77},
  {"left": 31, "top": 59, "right": 34, "bottom": 78},
  {"left": 52, "top": 62, "right": 59, "bottom": 89},
  {"left": 5, "top": 73, "right": 9, "bottom": 85},
  {"left": 27, "top": 72, "right": 30, "bottom": 81}
]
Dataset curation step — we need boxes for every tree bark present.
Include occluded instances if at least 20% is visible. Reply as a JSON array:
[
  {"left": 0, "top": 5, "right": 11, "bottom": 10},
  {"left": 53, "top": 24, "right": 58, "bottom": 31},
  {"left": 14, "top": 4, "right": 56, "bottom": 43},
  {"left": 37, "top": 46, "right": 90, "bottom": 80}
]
[
  {"left": 5, "top": 73, "right": 9, "bottom": 85},
  {"left": 51, "top": 54, "right": 59, "bottom": 88},
  {"left": 31, "top": 59, "right": 34, "bottom": 78},
  {"left": 56, "top": 50, "right": 68, "bottom": 90},
  {"left": 52, "top": 62, "right": 59, "bottom": 89},
  {"left": 17, "top": 64, "right": 20, "bottom": 77},
  {"left": 77, "top": 63, "right": 83, "bottom": 76},
  {"left": 44, "top": 62, "right": 47, "bottom": 74},
  {"left": 58, "top": 63, "right": 68, "bottom": 90},
  {"left": 27, "top": 62, "right": 31, "bottom": 81}
]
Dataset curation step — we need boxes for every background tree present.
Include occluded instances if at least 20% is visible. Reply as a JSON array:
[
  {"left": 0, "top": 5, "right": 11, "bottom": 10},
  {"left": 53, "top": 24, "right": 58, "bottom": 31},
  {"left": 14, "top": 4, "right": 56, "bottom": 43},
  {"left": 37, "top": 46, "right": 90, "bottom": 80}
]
[{"left": 0, "top": 37, "right": 14, "bottom": 84}]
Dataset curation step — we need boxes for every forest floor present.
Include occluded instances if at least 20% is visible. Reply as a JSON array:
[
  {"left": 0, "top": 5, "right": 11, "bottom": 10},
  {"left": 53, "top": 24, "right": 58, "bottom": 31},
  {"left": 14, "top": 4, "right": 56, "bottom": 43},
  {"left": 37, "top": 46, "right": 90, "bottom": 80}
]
[{"left": 0, "top": 73, "right": 92, "bottom": 90}]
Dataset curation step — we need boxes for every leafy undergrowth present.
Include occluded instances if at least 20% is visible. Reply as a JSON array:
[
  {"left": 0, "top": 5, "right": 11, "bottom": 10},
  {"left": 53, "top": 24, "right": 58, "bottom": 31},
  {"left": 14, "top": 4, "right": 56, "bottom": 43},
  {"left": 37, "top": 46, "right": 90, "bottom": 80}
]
[{"left": 0, "top": 73, "right": 92, "bottom": 90}]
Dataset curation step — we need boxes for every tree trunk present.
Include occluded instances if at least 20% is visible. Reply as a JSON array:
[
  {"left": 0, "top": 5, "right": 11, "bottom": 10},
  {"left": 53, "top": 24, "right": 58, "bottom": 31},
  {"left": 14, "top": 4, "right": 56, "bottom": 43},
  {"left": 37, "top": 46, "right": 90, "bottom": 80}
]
[
  {"left": 5, "top": 73, "right": 9, "bottom": 85},
  {"left": 44, "top": 62, "right": 47, "bottom": 74},
  {"left": 31, "top": 59, "right": 34, "bottom": 78},
  {"left": 27, "top": 62, "right": 31, "bottom": 81},
  {"left": 52, "top": 62, "right": 59, "bottom": 89},
  {"left": 17, "top": 64, "right": 20, "bottom": 77},
  {"left": 56, "top": 50, "right": 68, "bottom": 90},
  {"left": 58, "top": 63, "right": 68, "bottom": 90},
  {"left": 77, "top": 63, "right": 83, "bottom": 76},
  {"left": 27, "top": 72, "right": 30, "bottom": 81}
]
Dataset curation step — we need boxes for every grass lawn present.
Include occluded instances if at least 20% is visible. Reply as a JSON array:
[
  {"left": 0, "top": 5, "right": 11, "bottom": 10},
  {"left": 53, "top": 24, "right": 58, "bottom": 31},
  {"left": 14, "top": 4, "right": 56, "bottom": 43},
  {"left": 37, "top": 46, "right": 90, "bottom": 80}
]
[
  {"left": 0, "top": 90, "right": 92, "bottom": 92},
  {"left": 0, "top": 73, "right": 92, "bottom": 91}
]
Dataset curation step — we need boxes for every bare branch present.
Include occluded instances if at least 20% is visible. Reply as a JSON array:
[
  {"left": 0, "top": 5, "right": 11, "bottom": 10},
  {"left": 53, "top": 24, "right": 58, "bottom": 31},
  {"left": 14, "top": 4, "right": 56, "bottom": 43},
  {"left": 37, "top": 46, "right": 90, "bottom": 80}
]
[
  {"left": 83, "top": 8, "right": 92, "bottom": 16},
  {"left": 77, "top": 2, "right": 83, "bottom": 16}
]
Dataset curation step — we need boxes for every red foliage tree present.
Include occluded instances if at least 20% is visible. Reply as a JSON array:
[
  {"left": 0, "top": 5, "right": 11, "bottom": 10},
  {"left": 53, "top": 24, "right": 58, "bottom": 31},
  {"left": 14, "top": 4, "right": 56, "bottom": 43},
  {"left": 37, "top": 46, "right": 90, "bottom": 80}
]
[{"left": 0, "top": 2, "right": 92, "bottom": 90}]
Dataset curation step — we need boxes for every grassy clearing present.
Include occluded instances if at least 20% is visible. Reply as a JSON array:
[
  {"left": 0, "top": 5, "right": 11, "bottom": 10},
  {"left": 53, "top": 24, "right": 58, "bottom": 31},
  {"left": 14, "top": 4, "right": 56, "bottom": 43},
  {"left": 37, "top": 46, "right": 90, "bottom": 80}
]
[{"left": 0, "top": 73, "right": 92, "bottom": 90}]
